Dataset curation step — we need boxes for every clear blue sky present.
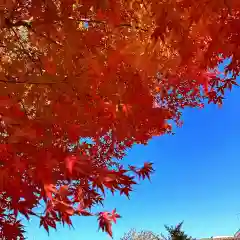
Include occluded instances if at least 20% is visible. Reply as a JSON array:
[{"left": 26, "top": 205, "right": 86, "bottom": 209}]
[{"left": 25, "top": 76, "right": 240, "bottom": 239}]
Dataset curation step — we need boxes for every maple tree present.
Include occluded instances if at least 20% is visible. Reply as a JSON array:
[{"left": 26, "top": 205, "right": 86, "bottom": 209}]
[{"left": 0, "top": 0, "right": 239, "bottom": 239}]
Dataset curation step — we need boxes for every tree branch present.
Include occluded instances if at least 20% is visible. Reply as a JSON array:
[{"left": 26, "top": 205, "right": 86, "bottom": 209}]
[
  {"left": 6, "top": 17, "right": 148, "bottom": 34},
  {"left": 79, "top": 19, "right": 148, "bottom": 32},
  {"left": 0, "top": 79, "right": 65, "bottom": 85},
  {"left": 5, "top": 18, "right": 63, "bottom": 47}
]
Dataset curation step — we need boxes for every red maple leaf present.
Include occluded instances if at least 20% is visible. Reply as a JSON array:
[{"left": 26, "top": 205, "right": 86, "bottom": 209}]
[{"left": 97, "top": 209, "right": 120, "bottom": 238}]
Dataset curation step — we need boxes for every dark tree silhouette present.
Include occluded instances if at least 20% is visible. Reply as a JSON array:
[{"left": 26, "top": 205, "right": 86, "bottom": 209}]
[{"left": 162, "top": 222, "right": 195, "bottom": 240}]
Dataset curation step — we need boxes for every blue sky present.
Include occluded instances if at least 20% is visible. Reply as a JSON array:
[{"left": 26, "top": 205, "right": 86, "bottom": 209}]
[{"left": 25, "top": 78, "right": 240, "bottom": 239}]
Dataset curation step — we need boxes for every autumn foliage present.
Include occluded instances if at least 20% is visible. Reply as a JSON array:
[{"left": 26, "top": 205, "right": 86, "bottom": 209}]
[{"left": 0, "top": 0, "right": 239, "bottom": 239}]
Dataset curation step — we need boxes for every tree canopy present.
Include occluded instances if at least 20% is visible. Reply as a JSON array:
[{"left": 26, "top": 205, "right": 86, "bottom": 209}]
[
  {"left": 120, "top": 222, "right": 194, "bottom": 240},
  {"left": 162, "top": 222, "right": 195, "bottom": 240},
  {"left": 121, "top": 229, "right": 161, "bottom": 240},
  {"left": 0, "top": 0, "right": 239, "bottom": 239}
]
